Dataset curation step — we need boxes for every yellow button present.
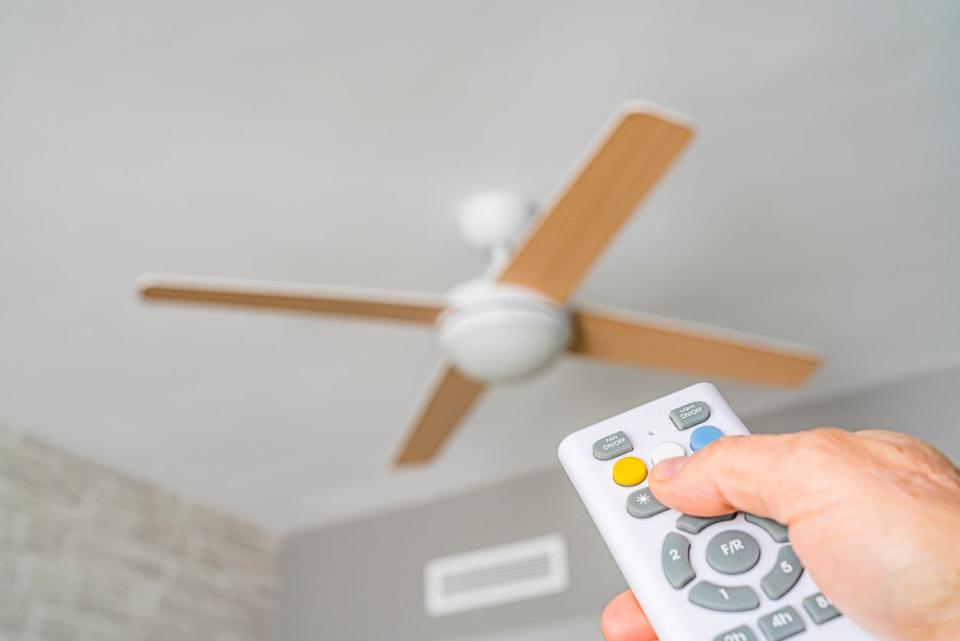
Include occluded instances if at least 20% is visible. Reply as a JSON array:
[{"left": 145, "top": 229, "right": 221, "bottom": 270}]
[{"left": 612, "top": 456, "right": 648, "bottom": 487}]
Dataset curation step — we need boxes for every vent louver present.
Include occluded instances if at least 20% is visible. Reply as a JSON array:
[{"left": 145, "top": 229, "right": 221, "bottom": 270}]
[{"left": 424, "top": 534, "right": 569, "bottom": 616}]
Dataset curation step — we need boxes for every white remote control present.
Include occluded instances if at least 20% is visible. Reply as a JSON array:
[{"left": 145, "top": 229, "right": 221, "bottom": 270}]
[{"left": 558, "top": 382, "right": 877, "bottom": 641}]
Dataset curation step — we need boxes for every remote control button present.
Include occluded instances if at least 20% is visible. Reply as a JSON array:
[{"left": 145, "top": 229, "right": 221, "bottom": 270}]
[
  {"left": 745, "top": 514, "right": 789, "bottom": 543},
  {"left": 651, "top": 441, "right": 686, "bottom": 465},
  {"left": 761, "top": 546, "right": 803, "bottom": 599},
  {"left": 713, "top": 625, "right": 759, "bottom": 641},
  {"left": 592, "top": 431, "right": 633, "bottom": 460},
  {"left": 706, "top": 530, "right": 761, "bottom": 575},
  {"left": 627, "top": 488, "right": 669, "bottom": 519},
  {"left": 612, "top": 457, "right": 647, "bottom": 486},
  {"left": 802, "top": 593, "right": 841, "bottom": 624},
  {"left": 661, "top": 532, "right": 695, "bottom": 589},
  {"left": 688, "top": 581, "right": 759, "bottom": 612},
  {"left": 670, "top": 401, "right": 710, "bottom": 430},
  {"left": 690, "top": 425, "right": 724, "bottom": 451},
  {"left": 757, "top": 606, "right": 806, "bottom": 641},
  {"left": 676, "top": 513, "right": 736, "bottom": 534}
]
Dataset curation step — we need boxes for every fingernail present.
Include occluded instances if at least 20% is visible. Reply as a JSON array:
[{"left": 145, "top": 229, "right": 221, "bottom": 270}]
[{"left": 654, "top": 456, "right": 689, "bottom": 481}]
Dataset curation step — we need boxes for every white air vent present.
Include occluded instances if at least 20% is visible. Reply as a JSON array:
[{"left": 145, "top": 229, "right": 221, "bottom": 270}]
[{"left": 424, "top": 534, "right": 569, "bottom": 617}]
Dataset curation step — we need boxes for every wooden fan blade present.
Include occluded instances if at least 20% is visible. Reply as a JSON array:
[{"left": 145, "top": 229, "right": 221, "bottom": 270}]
[
  {"left": 498, "top": 102, "right": 694, "bottom": 303},
  {"left": 569, "top": 307, "right": 821, "bottom": 387},
  {"left": 394, "top": 365, "right": 485, "bottom": 466},
  {"left": 138, "top": 274, "right": 444, "bottom": 324}
]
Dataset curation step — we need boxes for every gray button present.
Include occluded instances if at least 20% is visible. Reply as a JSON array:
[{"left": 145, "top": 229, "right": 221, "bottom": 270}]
[
  {"left": 661, "top": 532, "right": 695, "bottom": 589},
  {"left": 592, "top": 431, "right": 633, "bottom": 460},
  {"left": 713, "top": 626, "right": 759, "bottom": 641},
  {"left": 746, "top": 514, "right": 789, "bottom": 543},
  {"left": 627, "top": 488, "right": 669, "bottom": 519},
  {"left": 670, "top": 401, "right": 710, "bottom": 430},
  {"left": 761, "top": 546, "right": 803, "bottom": 599},
  {"left": 802, "top": 593, "right": 841, "bottom": 624},
  {"left": 688, "top": 581, "right": 759, "bottom": 612},
  {"left": 676, "top": 513, "right": 736, "bottom": 534},
  {"left": 758, "top": 606, "right": 806, "bottom": 641},
  {"left": 706, "top": 530, "right": 761, "bottom": 575}
]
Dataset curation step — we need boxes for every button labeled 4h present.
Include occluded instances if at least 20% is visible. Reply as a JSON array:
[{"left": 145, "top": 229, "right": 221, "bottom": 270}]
[{"left": 758, "top": 606, "right": 806, "bottom": 641}]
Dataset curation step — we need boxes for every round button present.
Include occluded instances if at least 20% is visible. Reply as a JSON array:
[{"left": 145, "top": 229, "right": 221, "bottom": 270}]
[
  {"left": 651, "top": 441, "right": 686, "bottom": 465},
  {"left": 690, "top": 425, "right": 724, "bottom": 452},
  {"left": 612, "top": 456, "right": 648, "bottom": 486},
  {"left": 706, "top": 529, "right": 760, "bottom": 575}
]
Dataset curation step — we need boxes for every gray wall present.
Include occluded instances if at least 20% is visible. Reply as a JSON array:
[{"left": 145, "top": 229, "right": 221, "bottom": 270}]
[
  {"left": 749, "top": 366, "right": 960, "bottom": 462},
  {"left": 278, "top": 367, "right": 960, "bottom": 641},
  {"left": 0, "top": 429, "right": 279, "bottom": 641},
  {"left": 278, "top": 467, "right": 622, "bottom": 641}
]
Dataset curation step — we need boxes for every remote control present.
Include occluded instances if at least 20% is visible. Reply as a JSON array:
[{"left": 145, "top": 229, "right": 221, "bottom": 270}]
[{"left": 558, "top": 382, "right": 877, "bottom": 641}]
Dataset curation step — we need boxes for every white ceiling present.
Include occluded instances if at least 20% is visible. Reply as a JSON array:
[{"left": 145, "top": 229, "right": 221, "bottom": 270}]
[{"left": 2, "top": 0, "right": 958, "bottom": 531}]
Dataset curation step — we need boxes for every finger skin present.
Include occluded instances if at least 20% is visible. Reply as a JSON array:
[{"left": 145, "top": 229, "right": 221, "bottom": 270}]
[
  {"left": 647, "top": 428, "right": 960, "bottom": 641},
  {"left": 601, "top": 590, "right": 657, "bottom": 641}
]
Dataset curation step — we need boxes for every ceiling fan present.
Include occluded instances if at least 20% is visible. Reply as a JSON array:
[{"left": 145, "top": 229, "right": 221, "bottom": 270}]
[{"left": 138, "top": 101, "right": 821, "bottom": 466}]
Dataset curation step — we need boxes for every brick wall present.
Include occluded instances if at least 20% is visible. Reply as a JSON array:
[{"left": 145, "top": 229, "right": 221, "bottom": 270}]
[{"left": 0, "top": 428, "right": 280, "bottom": 641}]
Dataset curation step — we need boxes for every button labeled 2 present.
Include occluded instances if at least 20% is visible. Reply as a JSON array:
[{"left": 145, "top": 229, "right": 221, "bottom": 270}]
[{"left": 661, "top": 532, "right": 695, "bottom": 589}]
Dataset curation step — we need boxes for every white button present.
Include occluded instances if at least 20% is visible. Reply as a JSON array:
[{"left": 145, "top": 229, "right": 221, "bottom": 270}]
[{"left": 651, "top": 441, "right": 686, "bottom": 465}]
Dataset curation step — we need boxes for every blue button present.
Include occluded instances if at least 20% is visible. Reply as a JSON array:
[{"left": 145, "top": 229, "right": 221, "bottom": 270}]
[{"left": 690, "top": 425, "right": 724, "bottom": 452}]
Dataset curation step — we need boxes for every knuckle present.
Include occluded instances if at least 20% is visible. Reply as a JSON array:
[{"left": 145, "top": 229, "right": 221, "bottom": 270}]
[{"left": 796, "top": 427, "right": 853, "bottom": 457}]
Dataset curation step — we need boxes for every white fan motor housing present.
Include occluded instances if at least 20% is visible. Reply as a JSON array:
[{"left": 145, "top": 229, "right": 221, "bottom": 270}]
[
  {"left": 437, "top": 280, "right": 571, "bottom": 383},
  {"left": 457, "top": 191, "right": 535, "bottom": 251}
]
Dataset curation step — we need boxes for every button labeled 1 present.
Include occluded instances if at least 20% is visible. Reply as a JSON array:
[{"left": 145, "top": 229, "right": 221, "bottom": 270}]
[{"left": 689, "top": 581, "right": 759, "bottom": 612}]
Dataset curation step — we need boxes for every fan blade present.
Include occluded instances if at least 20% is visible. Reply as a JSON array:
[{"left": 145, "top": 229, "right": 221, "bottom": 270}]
[
  {"left": 138, "top": 274, "right": 444, "bottom": 324},
  {"left": 498, "top": 102, "right": 693, "bottom": 302},
  {"left": 394, "top": 365, "right": 485, "bottom": 465},
  {"left": 569, "top": 307, "right": 821, "bottom": 387}
]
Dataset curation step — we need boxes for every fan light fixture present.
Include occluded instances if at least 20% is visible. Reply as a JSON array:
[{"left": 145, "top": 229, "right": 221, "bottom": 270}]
[{"left": 437, "top": 279, "right": 571, "bottom": 383}]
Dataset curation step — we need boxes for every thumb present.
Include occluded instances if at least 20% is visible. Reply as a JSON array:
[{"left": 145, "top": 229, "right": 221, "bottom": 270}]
[{"left": 648, "top": 430, "right": 849, "bottom": 525}]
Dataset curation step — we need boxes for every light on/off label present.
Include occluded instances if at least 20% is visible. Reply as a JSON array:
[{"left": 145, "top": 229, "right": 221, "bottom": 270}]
[{"left": 670, "top": 401, "right": 710, "bottom": 430}]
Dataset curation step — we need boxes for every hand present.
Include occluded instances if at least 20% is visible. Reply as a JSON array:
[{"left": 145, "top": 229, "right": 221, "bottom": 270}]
[{"left": 600, "top": 429, "right": 960, "bottom": 641}]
